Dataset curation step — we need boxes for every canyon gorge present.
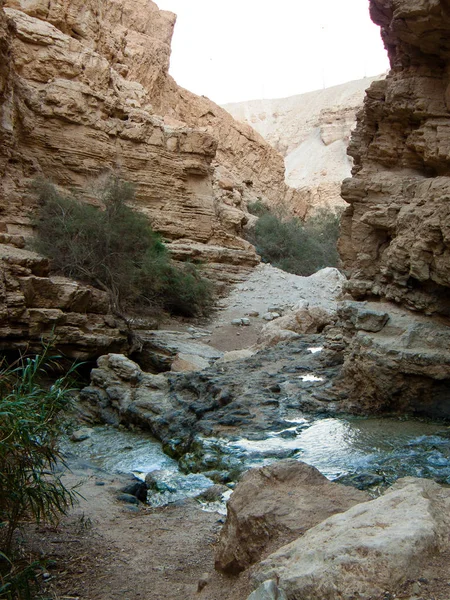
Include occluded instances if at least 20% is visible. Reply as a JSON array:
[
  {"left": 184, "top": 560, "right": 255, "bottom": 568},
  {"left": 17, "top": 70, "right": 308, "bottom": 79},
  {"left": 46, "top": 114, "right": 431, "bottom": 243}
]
[{"left": 1, "top": 0, "right": 450, "bottom": 599}]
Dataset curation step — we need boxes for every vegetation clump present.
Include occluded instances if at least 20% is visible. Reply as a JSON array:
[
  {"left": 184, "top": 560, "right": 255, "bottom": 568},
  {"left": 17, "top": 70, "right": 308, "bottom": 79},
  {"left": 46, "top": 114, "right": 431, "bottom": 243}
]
[
  {"left": 0, "top": 351, "right": 78, "bottom": 597},
  {"left": 32, "top": 176, "right": 214, "bottom": 318},
  {"left": 246, "top": 201, "right": 341, "bottom": 276}
]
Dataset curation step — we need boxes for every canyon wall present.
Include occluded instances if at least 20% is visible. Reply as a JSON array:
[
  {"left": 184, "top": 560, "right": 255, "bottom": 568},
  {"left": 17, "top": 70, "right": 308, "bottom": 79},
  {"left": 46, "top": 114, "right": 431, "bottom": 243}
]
[
  {"left": 340, "top": 0, "right": 450, "bottom": 316},
  {"left": 0, "top": 0, "right": 308, "bottom": 356},
  {"left": 225, "top": 77, "right": 383, "bottom": 216},
  {"left": 334, "top": 0, "right": 450, "bottom": 417}
]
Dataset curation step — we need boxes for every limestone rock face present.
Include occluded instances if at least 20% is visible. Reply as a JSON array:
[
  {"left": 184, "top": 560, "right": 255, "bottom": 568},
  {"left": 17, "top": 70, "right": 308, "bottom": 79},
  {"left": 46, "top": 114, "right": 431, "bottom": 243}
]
[
  {"left": 157, "top": 79, "right": 308, "bottom": 218},
  {"left": 331, "top": 0, "right": 450, "bottom": 417},
  {"left": 0, "top": 245, "right": 127, "bottom": 358},
  {"left": 215, "top": 460, "right": 368, "bottom": 575},
  {"left": 340, "top": 0, "right": 450, "bottom": 315},
  {"left": 0, "top": 0, "right": 263, "bottom": 282},
  {"left": 332, "top": 301, "right": 450, "bottom": 419},
  {"left": 225, "top": 77, "right": 383, "bottom": 215},
  {"left": 254, "top": 477, "right": 450, "bottom": 600}
]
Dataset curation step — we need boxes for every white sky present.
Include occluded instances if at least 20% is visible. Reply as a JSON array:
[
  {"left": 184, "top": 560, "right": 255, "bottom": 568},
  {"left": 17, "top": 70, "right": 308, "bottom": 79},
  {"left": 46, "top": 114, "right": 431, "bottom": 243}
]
[{"left": 155, "top": 0, "right": 390, "bottom": 105}]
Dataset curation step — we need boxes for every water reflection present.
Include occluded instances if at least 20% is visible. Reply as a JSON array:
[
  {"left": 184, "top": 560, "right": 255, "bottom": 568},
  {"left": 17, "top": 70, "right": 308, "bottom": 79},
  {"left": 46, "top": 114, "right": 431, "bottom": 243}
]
[{"left": 227, "top": 416, "right": 450, "bottom": 482}]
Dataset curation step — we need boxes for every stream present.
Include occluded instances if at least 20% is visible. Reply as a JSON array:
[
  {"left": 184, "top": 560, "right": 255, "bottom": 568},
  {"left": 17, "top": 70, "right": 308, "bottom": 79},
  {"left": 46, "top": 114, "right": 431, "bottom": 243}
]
[{"left": 64, "top": 413, "right": 450, "bottom": 508}]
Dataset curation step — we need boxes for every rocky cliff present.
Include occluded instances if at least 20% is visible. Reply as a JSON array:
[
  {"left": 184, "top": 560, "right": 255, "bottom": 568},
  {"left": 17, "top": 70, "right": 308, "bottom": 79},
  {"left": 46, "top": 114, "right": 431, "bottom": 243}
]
[
  {"left": 340, "top": 0, "right": 450, "bottom": 316},
  {"left": 0, "top": 0, "right": 309, "bottom": 356},
  {"left": 334, "top": 0, "right": 450, "bottom": 416},
  {"left": 225, "top": 77, "right": 383, "bottom": 215}
]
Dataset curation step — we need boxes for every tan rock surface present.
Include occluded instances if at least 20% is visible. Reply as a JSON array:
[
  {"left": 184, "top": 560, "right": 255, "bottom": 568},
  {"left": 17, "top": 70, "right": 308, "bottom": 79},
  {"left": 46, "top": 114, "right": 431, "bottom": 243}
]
[
  {"left": 339, "top": 0, "right": 450, "bottom": 315},
  {"left": 253, "top": 477, "right": 450, "bottom": 600},
  {"left": 0, "top": 244, "right": 127, "bottom": 358},
  {"left": 0, "top": 0, "right": 261, "bottom": 277},
  {"left": 330, "top": 0, "right": 450, "bottom": 417},
  {"left": 215, "top": 460, "right": 368, "bottom": 575}
]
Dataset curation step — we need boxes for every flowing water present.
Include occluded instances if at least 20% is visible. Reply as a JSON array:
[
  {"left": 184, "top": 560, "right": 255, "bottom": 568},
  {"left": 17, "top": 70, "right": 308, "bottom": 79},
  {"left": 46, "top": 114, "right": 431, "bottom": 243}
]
[{"left": 64, "top": 414, "right": 450, "bottom": 507}]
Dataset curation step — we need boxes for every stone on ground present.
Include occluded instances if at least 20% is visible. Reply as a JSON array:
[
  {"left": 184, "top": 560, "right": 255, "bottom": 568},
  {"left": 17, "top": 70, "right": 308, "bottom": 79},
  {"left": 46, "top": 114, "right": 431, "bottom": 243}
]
[
  {"left": 215, "top": 460, "right": 368, "bottom": 574},
  {"left": 253, "top": 477, "right": 450, "bottom": 600}
]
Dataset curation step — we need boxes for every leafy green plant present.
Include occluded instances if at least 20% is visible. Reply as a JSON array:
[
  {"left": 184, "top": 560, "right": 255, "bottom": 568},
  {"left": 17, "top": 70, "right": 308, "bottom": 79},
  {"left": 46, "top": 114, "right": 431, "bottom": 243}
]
[
  {"left": 246, "top": 205, "right": 341, "bottom": 276},
  {"left": 0, "top": 351, "right": 78, "bottom": 557},
  {"left": 32, "top": 176, "right": 214, "bottom": 318}
]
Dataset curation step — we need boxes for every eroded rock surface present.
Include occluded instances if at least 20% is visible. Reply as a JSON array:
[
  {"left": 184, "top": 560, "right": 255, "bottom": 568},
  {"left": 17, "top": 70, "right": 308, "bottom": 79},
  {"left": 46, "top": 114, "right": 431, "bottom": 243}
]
[
  {"left": 340, "top": 0, "right": 450, "bottom": 315},
  {"left": 78, "top": 335, "right": 341, "bottom": 459},
  {"left": 334, "top": 0, "right": 450, "bottom": 417},
  {"left": 0, "top": 245, "right": 127, "bottom": 358},
  {"left": 215, "top": 460, "right": 368, "bottom": 574},
  {"left": 332, "top": 301, "right": 450, "bottom": 419},
  {"left": 253, "top": 477, "right": 450, "bottom": 600}
]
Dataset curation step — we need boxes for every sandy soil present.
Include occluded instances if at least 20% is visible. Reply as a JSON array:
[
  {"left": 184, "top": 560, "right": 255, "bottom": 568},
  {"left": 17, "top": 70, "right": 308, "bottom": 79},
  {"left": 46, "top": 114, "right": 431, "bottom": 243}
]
[{"left": 28, "top": 466, "right": 252, "bottom": 600}]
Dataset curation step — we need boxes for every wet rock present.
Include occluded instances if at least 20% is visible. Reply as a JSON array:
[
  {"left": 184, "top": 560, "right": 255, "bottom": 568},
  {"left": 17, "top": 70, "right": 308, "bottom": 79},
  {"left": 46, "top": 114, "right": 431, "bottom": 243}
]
[
  {"left": 116, "top": 493, "right": 139, "bottom": 505},
  {"left": 195, "top": 485, "right": 229, "bottom": 502},
  {"left": 120, "top": 480, "right": 148, "bottom": 502},
  {"left": 70, "top": 427, "right": 94, "bottom": 442},
  {"left": 246, "top": 580, "right": 288, "bottom": 600},
  {"left": 215, "top": 460, "right": 369, "bottom": 574},
  {"left": 335, "top": 472, "right": 385, "bottom": 490},
  {"left": 79, "top": 339, "right": 340, "bottom": 465},
  {"left": 254, "top": 478, "right": 450, "bottom": 600}
]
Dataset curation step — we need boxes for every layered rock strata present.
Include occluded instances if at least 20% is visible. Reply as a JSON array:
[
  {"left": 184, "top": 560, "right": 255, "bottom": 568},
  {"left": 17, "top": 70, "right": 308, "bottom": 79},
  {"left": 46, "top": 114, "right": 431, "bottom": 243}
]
[
  {"left": 340, "top": 0, "right": 450, "bottom": 315},
  {"left": 0, "top": 244, "right": 127, "bottom": 359},
  {"left": 0, "top": 0, "right": 299, "bottom": 255},
  {"left": 1, "top": 0, "right": 294, "bottom": 353},
  {"left": 332, "top": 0, "right": 450, "bottom": 417}
]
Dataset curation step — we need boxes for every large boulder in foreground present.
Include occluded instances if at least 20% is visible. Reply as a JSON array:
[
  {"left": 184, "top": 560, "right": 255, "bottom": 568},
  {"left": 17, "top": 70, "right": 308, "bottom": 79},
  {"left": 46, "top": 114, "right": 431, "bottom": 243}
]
[
  {"left": 253, "top": 477, "right": 450, "bottom": 600},
  {"left": 215, "top": 460, "right": 368, "bottom": 574}
]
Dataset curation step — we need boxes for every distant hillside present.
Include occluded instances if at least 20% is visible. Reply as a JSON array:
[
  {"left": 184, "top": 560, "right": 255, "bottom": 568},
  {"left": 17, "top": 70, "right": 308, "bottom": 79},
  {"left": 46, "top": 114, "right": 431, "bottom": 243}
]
[{"left": 224, "top": 76, "right": 384, "bottom": 214}]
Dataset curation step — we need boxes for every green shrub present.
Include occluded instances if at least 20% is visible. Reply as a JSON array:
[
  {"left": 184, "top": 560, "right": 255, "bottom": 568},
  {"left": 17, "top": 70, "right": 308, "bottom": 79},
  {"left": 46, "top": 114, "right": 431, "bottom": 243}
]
[
  {"left": 32, "top": 176, "right": 214, "bottom": 318},
  {"left": 0, "top": 351, "right": 78, "bottom": 598},
  {"left": 246, "top": 206, "right": 341, "bottom": 276}
]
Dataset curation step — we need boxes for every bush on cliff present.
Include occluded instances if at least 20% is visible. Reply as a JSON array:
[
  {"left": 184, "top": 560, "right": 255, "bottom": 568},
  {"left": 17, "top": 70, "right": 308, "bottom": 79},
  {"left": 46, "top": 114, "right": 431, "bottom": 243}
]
[
  {"left": 246, "top": 203, "right": 341, "bottom": 276},
  {"left": 0, "top": 351, "right": 78, "bottom": 597},
  {"left": 32, "top": 176, "right": 214, "bottom": 317}
]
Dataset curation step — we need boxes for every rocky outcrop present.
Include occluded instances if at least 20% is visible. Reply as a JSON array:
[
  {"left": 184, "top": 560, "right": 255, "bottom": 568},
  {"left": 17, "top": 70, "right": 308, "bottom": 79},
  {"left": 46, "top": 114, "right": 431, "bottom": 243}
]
[
  {"left": 331, "top": 300, "right": 450, "bottom": 419},
  {"left": 0, "top": 0, "right": 301, "bottom": 263},
  {"left": 78, "top": 335, "right": 340, "bottom": 460},
  {"left": 253, "top": 477, "right": 450, "bottom": 600},
  {"left": 0, "top": 245, "right": 127, "bottom": 358},
  {"left": 225, "top": 77, "right": 383, "bottom": 215},
  {"left": 215, "top": 460, "right": 368, "bottom": 574},
  {"left": 333, "top": 0, "right": 450, "bottom": 417},
  {"left": 340, "top": 0, "right": 450, "bottom": 315},
  {"left": 157, "top": 79, "right": 308, "bottom": 218}
]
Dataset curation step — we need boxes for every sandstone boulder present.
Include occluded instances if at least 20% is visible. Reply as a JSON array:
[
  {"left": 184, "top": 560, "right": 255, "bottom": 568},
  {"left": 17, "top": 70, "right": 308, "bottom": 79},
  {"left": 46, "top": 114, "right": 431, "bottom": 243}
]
[
  {"left": 253, "top": 477, "right": 450, "bottom": 600},
  {"left": 215, "top": 460, "right": 368, "bottom": 574}
]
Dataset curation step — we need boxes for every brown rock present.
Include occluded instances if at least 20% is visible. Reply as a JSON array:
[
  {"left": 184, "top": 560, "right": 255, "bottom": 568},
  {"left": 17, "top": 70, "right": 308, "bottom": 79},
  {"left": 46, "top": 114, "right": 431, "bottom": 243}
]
[
  {"left": 0, "top": 245, "right": 127, "bottom": 358},
  {"left": 339, "top": 0, "right": 450, "bottom": 316},
  {"left": 332, "top": 0, "right": 450, "bottom": 417},
  {"left": 214, "top": 460, "right": 368, "bottom": 574}
]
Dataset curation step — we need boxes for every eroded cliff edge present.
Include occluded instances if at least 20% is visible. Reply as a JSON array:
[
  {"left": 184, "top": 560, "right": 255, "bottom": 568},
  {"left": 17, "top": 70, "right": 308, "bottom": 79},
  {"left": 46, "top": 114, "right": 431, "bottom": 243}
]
[
  {"left": 0, "top": 0, "right": 306, "bottom": 357},
  {"left": 334, "top": 0, "right": 450, "bottom": 417}
]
